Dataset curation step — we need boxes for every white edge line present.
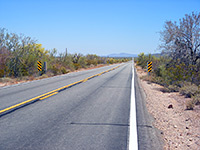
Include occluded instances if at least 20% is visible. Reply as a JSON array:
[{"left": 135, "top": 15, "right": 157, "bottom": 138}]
[{"left": 129, "top": 58, "right": 138, "bottom": 150}]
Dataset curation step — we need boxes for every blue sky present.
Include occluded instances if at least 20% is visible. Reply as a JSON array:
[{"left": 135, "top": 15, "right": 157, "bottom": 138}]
[{"left": 0, "top": 0, "right": 200, "bottom": 55}]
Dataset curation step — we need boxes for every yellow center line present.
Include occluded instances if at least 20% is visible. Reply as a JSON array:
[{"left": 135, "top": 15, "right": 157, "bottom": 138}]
[
  {"left": 82, "top": 78, "right": 88, "bottom": 82},
  {"left": 0, "top": 64, "right": 122, "bottom": 115},
  {"left": 40, "top": 92, "right": 58, "bottom": 100},
  {"left": 0, "top": 96, "right": 40, "bottom": 114}
]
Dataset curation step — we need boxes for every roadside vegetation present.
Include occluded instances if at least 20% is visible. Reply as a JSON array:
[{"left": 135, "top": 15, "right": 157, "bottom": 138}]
[
  {"left": 0, "top": 28, "right": 130, "bottom": 83},
  {"left": 135, "top": 12, "right": 200, "bottom": 110}
]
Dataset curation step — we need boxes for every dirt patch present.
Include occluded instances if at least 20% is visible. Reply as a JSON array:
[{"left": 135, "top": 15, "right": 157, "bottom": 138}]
[{"left": 136, "top": 65, "right": 200, "bottom": 150}]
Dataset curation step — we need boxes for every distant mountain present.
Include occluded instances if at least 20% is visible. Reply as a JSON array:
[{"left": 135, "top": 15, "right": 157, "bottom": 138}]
[
  {"left": 107, "top": 53, "right": 138, "bottom": 58},
  {"left": 151, "top": 53, "right": 166, "bottom": 57}
]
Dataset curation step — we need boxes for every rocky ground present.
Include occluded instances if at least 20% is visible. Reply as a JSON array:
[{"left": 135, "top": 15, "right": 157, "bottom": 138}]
[{"left": 136, "top": 65, "right": 200, "bottom": 150}]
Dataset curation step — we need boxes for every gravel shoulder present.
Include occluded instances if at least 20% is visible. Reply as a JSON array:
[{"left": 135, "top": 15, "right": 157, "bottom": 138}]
[{"left": 135, "top": 65, "right": 200, "bottom": 150}]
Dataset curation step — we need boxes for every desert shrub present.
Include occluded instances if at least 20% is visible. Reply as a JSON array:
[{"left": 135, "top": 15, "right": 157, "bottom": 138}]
[
  {"left": 89, "top": 64, "right": 95, "bottom": 68},
  {"left": 0, "top": 69, "right": 4, "bottom": 77},
  {"left": 63, "top": 55, "right": 74, "bottom": 70},
  {"left": 166, "top": 63, "right": 191, "bottom": 83},
  {"left": 186, "top": 100, "right": 195, "bottom": 110},
  {"left": 167, "top": 84, "right": 179, "bottom": 92},
  {"left": 0, "top": 77, "right": 14, "bottom": 83},
  {"left": 46, "top": 71, "right": 54, "bottom": 77},
  {"left": 66, "top": 69, "right": 70, "bottom": 74},
  {"left": 154, "top": 64, "right": 167, "bottom": 77},
  {"left": 18, "top": 76, "right": 29, "bottom": 81},
  {"left": 180, "top": 82, "right": 198, "bottom": 98},
  {"left": 73, "top": 63, "right": 81, "bottom": 70},
  {"left": 40, "top": 74, "right": 49, "bottom": 78},
  {"left": 78, "top": 57, "right": 87, "bottom": 68},
  {"left": 28, "top": 76, "right": 35, "bottom": 81},
  {"left": 140, "top": 75, "right": 151, "bottom": 81},
  {"left": 152, "top": 76, "right": 171, "bottom": 87},
  {"left": 141, "top": 74, "right": 164, "bottom": 86},
  {"left": 109, "top": 58, "right": 114, "bottom": 64},
  {"left": 60, "top": 66, "right": 67, "bottom": 74},
  {"left": 192, "top": 93, "right": 200, "bottom": 105},
  {"left": 136, "top": 53, "right": 156, "bottom": 69},
  {"left": 137, "top": 53, "right": 149, "bottom": 69},
  {"left": 36, "top": 74, "right": 49, "bottom": 80},
  {"left": 51, "top": 64, "right": 60, "bottom": 75}
]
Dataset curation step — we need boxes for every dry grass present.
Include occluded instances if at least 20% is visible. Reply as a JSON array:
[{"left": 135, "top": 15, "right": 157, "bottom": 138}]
[{"left": 180, "top": 83, "right": 199, "bottom": 98}]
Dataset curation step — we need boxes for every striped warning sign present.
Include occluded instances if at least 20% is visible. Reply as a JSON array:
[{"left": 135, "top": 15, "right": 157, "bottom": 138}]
[
  {"left": 37, "top": 61, "right": 42, "bottom": 71},
  {"left": 147, "top": 61, "right": 152, "bottom": 72}
]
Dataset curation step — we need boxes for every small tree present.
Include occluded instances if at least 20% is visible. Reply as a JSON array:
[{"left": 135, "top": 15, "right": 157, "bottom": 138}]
[
  {"left": 160, "top": 12, "right": 200, "bottom": 82},
  {"left": 160, "top": 12, "right": 200, "bottom": 65}
]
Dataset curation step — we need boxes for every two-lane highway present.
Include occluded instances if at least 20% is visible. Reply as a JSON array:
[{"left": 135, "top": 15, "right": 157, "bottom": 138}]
[
  {"left": 0, "top": 63, "right": 132, "bottom": 150},
  {"left": 0, "top": 62, "right": 163, "bottom": 150},
  {"left": 0, "top": 64, "right": 120, "bottom": 113}
]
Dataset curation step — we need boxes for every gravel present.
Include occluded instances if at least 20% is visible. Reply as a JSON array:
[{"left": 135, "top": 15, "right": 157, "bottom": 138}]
[{"left": 136, "top": 66, "right": 200, "bottom": 150}]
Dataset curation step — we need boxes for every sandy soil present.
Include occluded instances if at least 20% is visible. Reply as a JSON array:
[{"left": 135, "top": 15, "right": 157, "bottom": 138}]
[{"left": 135, "top": 65, "right": 200, "bottom": 150}]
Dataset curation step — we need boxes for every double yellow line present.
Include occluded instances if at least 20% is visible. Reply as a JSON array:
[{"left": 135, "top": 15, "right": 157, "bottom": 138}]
[{"left": 0, "top": 65, "right": 121, "bottom": 116}]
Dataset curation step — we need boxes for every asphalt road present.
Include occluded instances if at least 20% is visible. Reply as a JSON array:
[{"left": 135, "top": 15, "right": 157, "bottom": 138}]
[
  {"left": 0, "top": 64, "right": 120, "bottom": 111},
  {"left": 0, "top": 63, "right": 131, "bottom": 150},
  {"left": 0, "top": 62, "right": 163, "bottom": 150}
]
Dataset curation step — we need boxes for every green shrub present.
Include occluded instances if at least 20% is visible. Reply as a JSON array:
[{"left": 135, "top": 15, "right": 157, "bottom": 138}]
[
  {"left": 137, "top": 53, "right": 148, "bottom": 69},
  {"left": 154, "top": 64, "right": 168, "bottom": 78},
  {"left": 60, "top": 66, "right": 67, "bottom": 74},
  {"left": 60, "top": 67, "right": 70, "bottom": 74},
  {"left": 73, "top": 63, "right": 81, "bottom": 70},
  {"left": 152, "top": 76, "right": 170, "bottom": 87},
  {"left": 136, "top": 53, "right": 156, "bottom": 69},
  {"left": 78, "top": 57, "right": 87, "bottom": 68},
  {"left": 0, "top": 69, "right": 4, "bottom": 78},
  {"left": 51, "top": 64, "right": 60, "bottom": 75}
]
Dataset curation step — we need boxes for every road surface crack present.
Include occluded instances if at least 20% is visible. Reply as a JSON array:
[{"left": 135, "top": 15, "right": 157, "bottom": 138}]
[
  {"left": 137, "top": 124, "right": 153, "bottom": 128},
  {"left": 68, "top": 122, "right": 129, "bottom": 127}
]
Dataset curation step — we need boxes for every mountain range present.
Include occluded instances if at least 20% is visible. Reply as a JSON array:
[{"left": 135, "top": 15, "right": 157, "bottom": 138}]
[{"left": 107, "top": 53, "right": 138, "bottom": 58}]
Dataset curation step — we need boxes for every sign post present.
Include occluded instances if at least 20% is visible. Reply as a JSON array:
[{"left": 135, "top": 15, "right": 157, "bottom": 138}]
[{"left": 44, "top": 61, "right": 47, "bottom": 74}]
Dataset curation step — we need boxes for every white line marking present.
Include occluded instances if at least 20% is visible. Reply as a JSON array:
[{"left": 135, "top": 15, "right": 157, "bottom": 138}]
[{"left": 129, "top": 59, "right": 138, "bottom": 150}]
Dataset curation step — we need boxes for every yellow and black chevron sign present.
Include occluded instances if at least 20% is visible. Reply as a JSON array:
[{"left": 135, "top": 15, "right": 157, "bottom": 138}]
[
  {"left": 37, "top": 61, "right": 42, "bottom": 71},
  {"left": 147, "top": 61, "right": 152, "bottom": 72}
]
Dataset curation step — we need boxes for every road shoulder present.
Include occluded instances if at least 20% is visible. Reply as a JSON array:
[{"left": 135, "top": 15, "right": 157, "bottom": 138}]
[
  {"left": 136, "top": 66, "right": 200, "bottom": 150},
  {"left": 135, "top": 67, "right": 164, "bottom": 150}
]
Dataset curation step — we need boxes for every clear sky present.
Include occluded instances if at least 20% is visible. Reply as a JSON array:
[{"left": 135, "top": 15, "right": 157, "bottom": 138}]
[{"left": 0, "top": 0, "right": 200, "bottom": 55}]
